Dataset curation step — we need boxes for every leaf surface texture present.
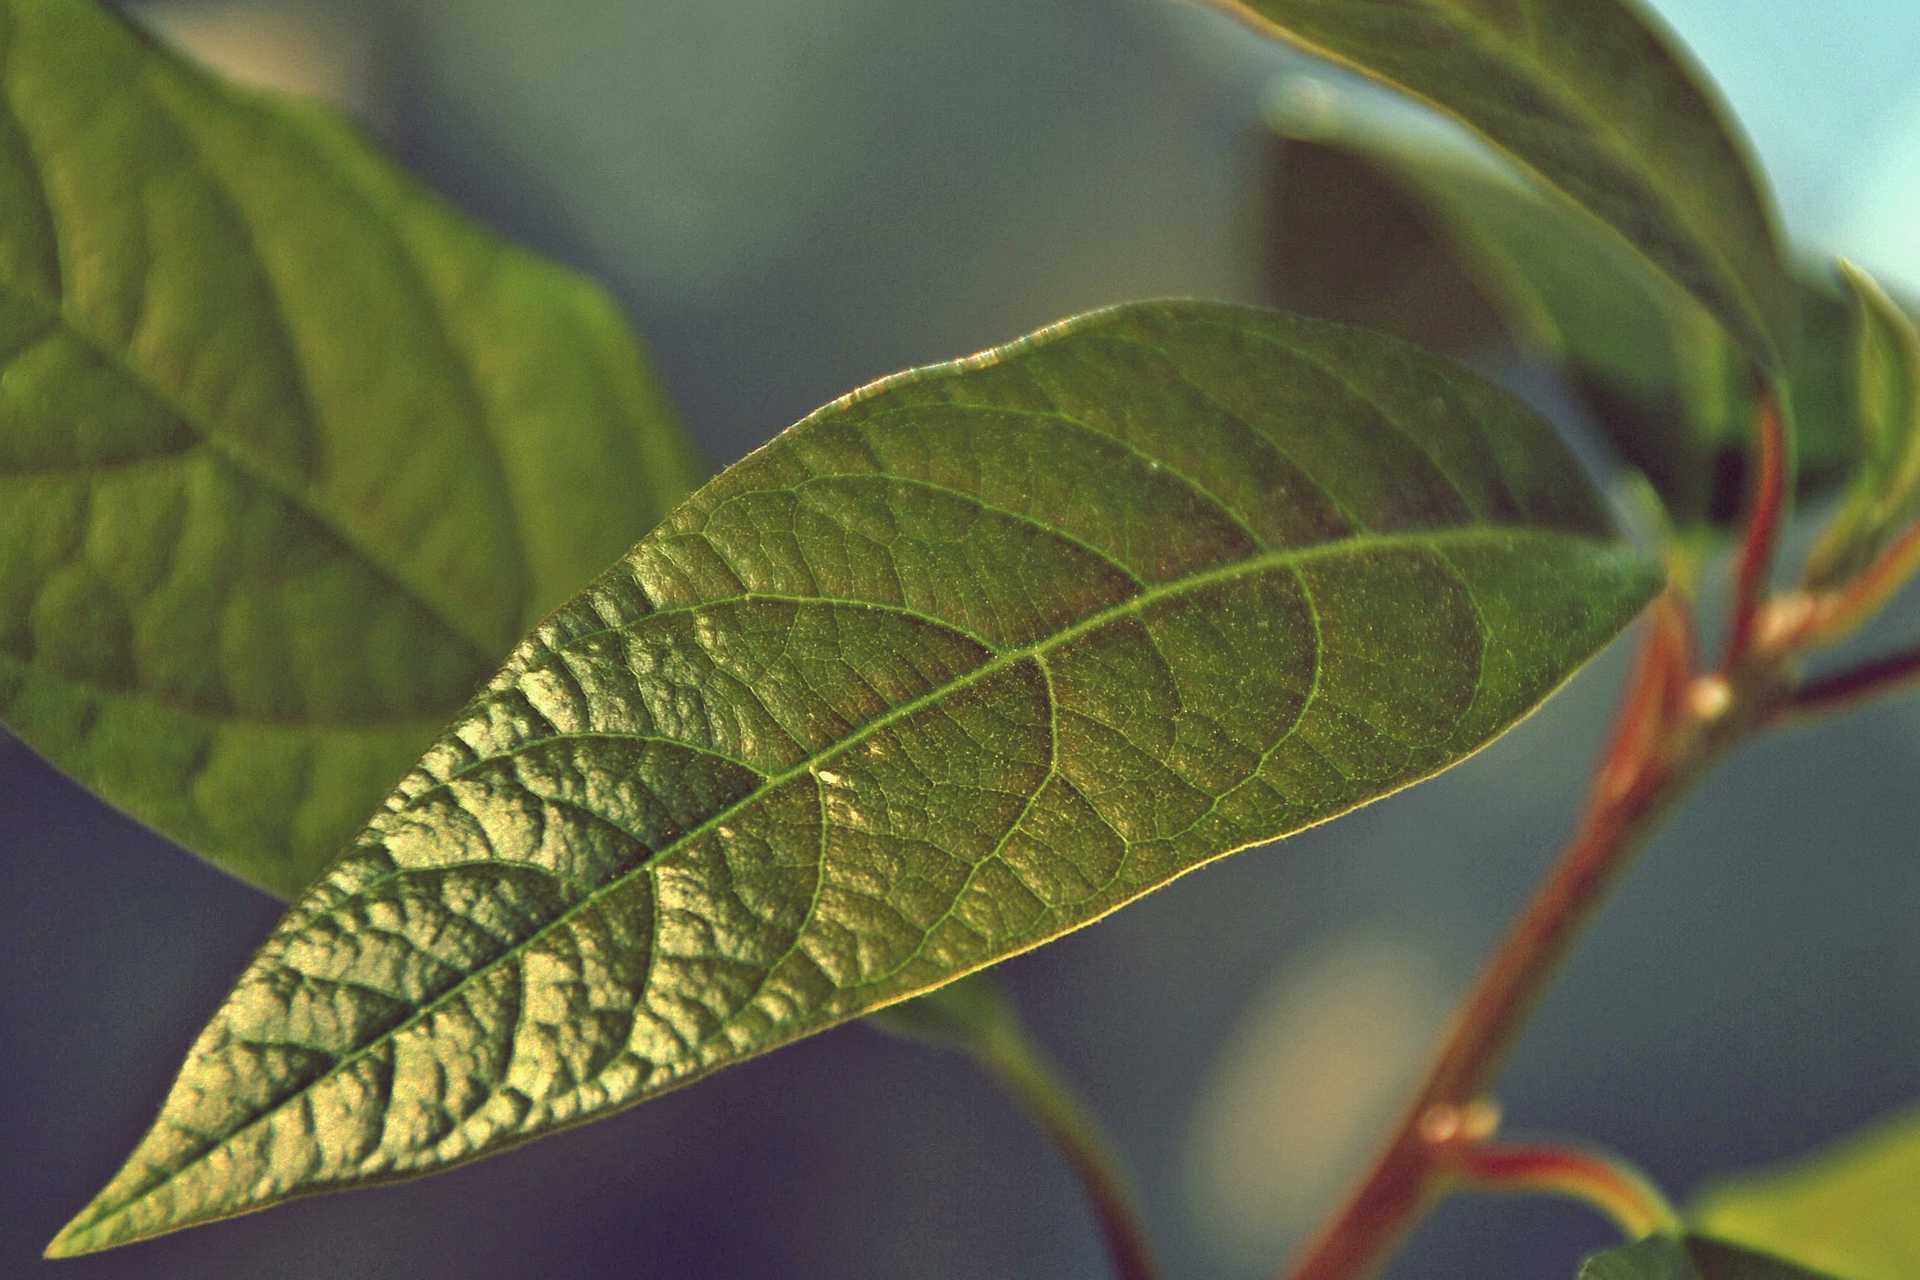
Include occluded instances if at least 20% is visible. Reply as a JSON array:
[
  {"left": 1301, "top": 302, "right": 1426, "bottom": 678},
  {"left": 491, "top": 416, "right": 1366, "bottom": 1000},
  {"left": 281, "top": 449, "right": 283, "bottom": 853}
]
[{"left": 49, "top": 300, "right": 1659, "bottom": 1255}]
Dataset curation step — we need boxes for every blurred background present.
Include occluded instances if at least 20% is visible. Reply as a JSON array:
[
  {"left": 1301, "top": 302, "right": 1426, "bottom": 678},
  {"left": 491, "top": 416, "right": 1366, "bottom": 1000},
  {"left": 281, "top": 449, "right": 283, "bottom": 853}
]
[{"left": 3, "top": 1, "right": 1917, "bottom": 1276}]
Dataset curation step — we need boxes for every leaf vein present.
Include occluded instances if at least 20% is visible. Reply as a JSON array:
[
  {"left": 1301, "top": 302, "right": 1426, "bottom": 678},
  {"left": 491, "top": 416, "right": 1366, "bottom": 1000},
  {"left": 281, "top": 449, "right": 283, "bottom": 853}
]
[{"left": 76, "top": 524, "right": 1600, "bottom": 1243}]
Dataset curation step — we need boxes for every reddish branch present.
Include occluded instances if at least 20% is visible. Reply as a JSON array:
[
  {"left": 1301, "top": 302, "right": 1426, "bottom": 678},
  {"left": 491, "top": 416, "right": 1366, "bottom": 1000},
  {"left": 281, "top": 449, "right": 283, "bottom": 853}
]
[
  {"left": 1777, "top": 643, "right": 1920, "bottom": 724},
  {"left": 1434, "top": 1138, "right": 1679, "bottom": 1238},
  {"left": 1281, "top": 592, "right": 1703, "bottom": 1280},
  {"left": 1284, "top": 387, "right": 1803, "bottom": 1279},
  {"left": 1273, "top": 383, "right": 1920, "bottom": 1280},
  {"left": 1725, "top": 394, "right": 1788, "bottom": 668}
]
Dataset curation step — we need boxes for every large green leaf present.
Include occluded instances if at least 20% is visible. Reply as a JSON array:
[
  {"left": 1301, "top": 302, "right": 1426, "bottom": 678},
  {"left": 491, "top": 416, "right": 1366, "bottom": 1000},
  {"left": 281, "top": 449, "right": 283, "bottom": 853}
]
[
  {"left": 1579, "top": 1235, "right": 1842, "bottom": 1280},
  {"left": 1209, "top": 0, "right": 1792, "bottom": 368},
  {"left": 1262, "top": 99, "right": 1860, "bottom": 528},
  {"left": 1691, "top": 1106, "right": 1920, "bottom": 1280},
  {"left": 0, "top": 0, "right": 707, "bottom": 896},
  {"left": 47, "top": 300, "right": 1659, "bottom": 1257}
]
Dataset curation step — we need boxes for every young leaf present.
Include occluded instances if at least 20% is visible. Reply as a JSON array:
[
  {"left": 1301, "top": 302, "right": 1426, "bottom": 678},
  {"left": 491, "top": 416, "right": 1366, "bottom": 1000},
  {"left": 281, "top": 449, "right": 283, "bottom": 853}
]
[
  {"left": 1691, "top": 1105, "right": 1920, "bottom": 1280},
  {"left": 1264, "top": 103, "right": 1861, "bottom": 529},
  {"left": 1209, "top": 0, "right": 1792, "bottom": 367},
  {"left": 1806, "top": 264, "right": 1920, "bottom": 590},
  {"left": 47, "top": 300, "right": 1660, "bottom": 1257},
  {"left": 0, "top": 0, "right": 707, "bottom": 896},
  {"left": 1578, "top": 1235, "right": 1842, "bottom": 1280}
]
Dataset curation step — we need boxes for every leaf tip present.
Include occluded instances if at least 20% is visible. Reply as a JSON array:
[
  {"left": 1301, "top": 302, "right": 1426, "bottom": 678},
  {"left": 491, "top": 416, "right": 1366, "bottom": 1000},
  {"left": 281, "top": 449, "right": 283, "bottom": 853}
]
[
  {"left": 42, "top": 1210, "right": 97, "bottom": 1260},
  {"left": 43, "top": 1181, "right": 141, "bottom": 1260}
]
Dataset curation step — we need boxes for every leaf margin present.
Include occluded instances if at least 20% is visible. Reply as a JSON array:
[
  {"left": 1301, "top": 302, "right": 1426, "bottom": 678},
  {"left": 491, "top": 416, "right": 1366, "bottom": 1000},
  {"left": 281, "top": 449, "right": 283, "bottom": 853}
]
[{"left": 47, "top": 298, "right": 1664, "bottom": 1257}]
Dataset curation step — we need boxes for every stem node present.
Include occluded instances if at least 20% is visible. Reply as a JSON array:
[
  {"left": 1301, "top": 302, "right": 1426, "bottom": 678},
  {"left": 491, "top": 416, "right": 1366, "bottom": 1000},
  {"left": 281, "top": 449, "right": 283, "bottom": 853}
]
[
  {"left": 1685, "top": 674, "right": 1733, "bottom": 723},
  {"left": 1417, "top": 1099, "right": 1501, "bottom": 1147}
]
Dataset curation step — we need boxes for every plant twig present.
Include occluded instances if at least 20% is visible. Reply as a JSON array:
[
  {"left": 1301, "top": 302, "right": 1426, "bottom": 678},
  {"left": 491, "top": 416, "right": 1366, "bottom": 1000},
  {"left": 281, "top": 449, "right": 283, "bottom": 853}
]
[
  {"left": 1421, "top": 1110, "right": 1682, "bottom": 1241},
  {"left": 1726, "top": 393, "right": 1788, "bottom": 668},
  {"left": 1274, "top": 377, "right": 1916, "bottom": 1279},
  {"left": 1773, "top": 642, "right": 1920, "bottom": 725}
]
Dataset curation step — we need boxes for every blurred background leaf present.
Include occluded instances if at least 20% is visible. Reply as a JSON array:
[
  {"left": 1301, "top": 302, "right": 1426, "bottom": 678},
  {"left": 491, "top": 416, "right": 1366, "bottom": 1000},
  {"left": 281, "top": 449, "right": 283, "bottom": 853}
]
[
  {"left": 1262, "top": 79, "right": 1882, "bottom": 534},
  {"left": 1213, "top": 0, "right": 1796, "bottom": 369},
  {"left": 1806, "top": 264, "right": 1920, "bottom": 591},
  {"left": 1691, "top": 1105, "right": 1920, "bottom": 1280},
  {"left": 0, "top": 0, "right": 706, "bottom": 896},
  {"left": 1578, "top": 1234, "right": 1839, "bottom": 1280}
]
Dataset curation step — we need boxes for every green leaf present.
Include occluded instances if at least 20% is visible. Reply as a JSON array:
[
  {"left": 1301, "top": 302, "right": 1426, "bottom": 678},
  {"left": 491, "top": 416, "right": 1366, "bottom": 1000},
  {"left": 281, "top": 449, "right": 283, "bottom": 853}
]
[
  {"left": 47, "top": 300, "right": 1659, "bottom": 1256},
  {"left": 1262, "top": 97, "right": 1860, "bottom": 529},
  {"left": 1263, "top": 125, "right": 1512, "bottom": 353},
  {"left": 1211, "top": 0, "right": 1792, "bottom": 368},
  {"left": 0, "top": 0, "right": 707, "bottom": 896},
  {"left": 1579, "top": 1235, "right": 1843, "bottom": 1280},
  {"left": 1806, "top": 264, "right": 1920, "bottom": 588},
  {"left": 1691, "top": 1106, "right": 1920, "bottom": 1280}
]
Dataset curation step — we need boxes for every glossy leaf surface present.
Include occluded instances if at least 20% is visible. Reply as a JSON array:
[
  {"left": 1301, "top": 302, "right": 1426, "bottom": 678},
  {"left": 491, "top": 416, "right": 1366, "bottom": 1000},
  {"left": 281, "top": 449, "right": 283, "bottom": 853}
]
[
  {"left": 0, "top": 0, "right": 706, "bottom": 896},
  {"left": 1579, "top": 1236, "right": 1840, "bottom": 1280},
  {"left": 48, "top": 300, "right": 1659, "bottom": 1256},
  {"left": 1263, "top": 103, "right": 1860, "bottom": 528},
  {"left": 1807, "top": 264, "right": 1920, "bottom": 588},
  {"left": 1212, "top": 0, "right": 1791, "bottom": 367},
  {"left": 1692, "top": 1105, "right": 1920, "bottom": 1280}
]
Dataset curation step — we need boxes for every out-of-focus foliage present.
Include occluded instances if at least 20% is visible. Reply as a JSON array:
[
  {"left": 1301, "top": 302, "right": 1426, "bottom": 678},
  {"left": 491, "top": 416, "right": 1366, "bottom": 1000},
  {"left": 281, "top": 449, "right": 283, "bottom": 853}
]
[
  {"left": 1578, "top": 1235, "right": 1838, "bottom": 1279},
  {"left": 1264, "top": 85, "right": 1866, "bottom": 531},
  {"left": 1211, "top": 0, "right": 1794, "bottom": 367},
  {"left": 0, "top": 0, "right": 705, "bottom": 896},
  {"left": 1806, "top": 264, "right": 1920, "bottom": 589},
  {"left": 1692, "top": 1106, "right": 1920, "bottom": 1280}
]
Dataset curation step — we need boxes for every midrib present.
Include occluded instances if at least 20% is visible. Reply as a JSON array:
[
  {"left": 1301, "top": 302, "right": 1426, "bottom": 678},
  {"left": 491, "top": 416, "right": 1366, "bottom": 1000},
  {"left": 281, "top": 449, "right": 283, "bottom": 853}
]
[{"left": 85, "top": 520, "right": 1597, "bottom": 1238}]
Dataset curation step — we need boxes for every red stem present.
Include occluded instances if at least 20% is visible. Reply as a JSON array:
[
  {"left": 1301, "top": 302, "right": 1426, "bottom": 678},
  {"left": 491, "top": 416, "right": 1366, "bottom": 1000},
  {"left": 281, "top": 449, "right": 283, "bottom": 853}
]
[
  {"left": 1776, "top": 643, "right": 1920, "bottom": 723},
  {"left": 1726, "top": 395, "right": 1787, "bottom": 669},
  {"left": 1273, "top": 373, "right": 1919, "bottom": 1279},
  {"left": 1437, "top": 1140, "right": 1679, "bottom": 1238},
  {"left": 1280, "top": 595, "right": 1699, "bottom": 1280}
]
